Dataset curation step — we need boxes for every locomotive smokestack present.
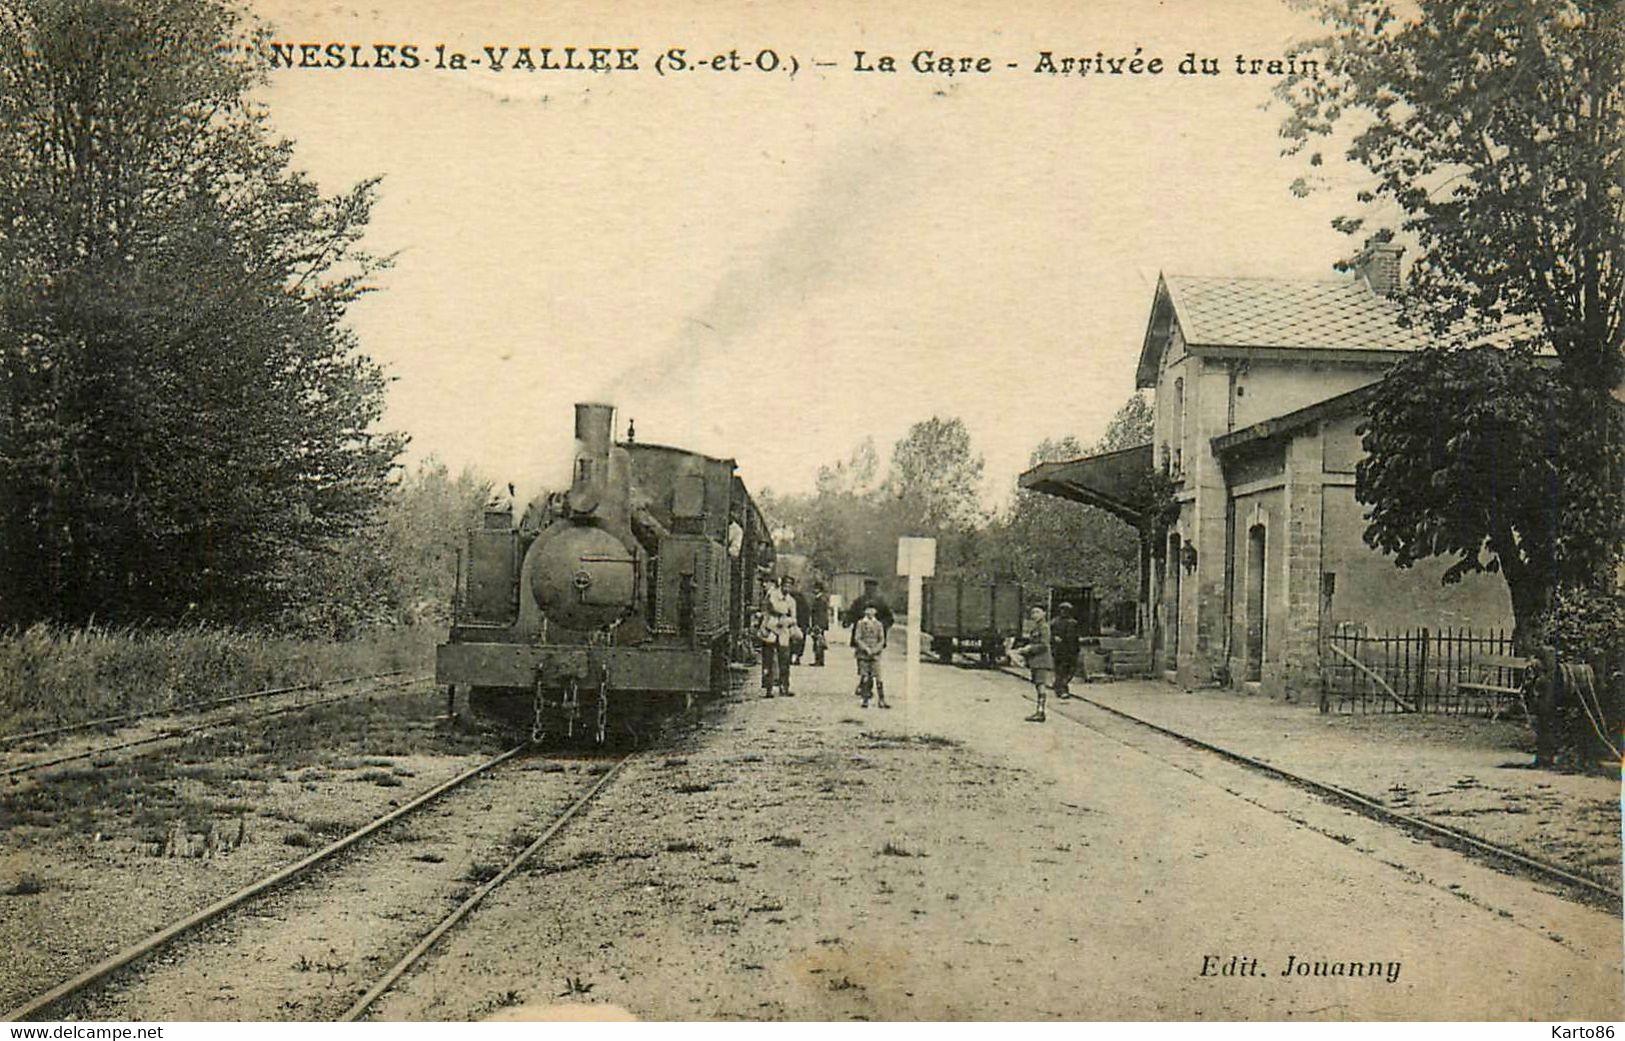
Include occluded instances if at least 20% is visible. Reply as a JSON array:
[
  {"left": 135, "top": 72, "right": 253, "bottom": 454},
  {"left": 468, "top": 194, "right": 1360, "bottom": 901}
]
[
  {"left": 575, "top": 402, "right": 615, "bottom": 456},
  {"left": 568, "top": 402, "right": 617, "bottom": 515}
]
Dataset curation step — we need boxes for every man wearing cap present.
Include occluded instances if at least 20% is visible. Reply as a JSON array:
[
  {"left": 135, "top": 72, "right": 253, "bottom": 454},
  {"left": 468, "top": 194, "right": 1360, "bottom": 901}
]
[
  {"left": 809, "top": 582, "right": 832, "bottom": 666},
  {"left": 1051, "top": 601, "right": 1082, "bottom": 699}
]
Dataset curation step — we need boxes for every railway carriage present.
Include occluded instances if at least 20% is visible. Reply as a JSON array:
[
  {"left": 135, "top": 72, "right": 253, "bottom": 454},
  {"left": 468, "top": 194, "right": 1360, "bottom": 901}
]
[{"left": 437, "top": 403, "right": 772, "bottom": 742}]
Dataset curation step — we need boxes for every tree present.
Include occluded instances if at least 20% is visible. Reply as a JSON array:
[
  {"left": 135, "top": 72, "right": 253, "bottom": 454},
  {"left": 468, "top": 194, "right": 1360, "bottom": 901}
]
[
  {"left": 884, "top": 417, "right": 985, "bottom": 532},
  {"left": 0, "top": 0, "right": 403, "bottom": 627},
  {"left": 278, "top": 459, "right": 491, "bottom": 636},
  {"left": 814, "top": 436, "right": 880, "bottom": 497},
  {"left": 1281, "top": 1, "right": 1622, "bottom": 386},
  {"left": 983, "top": 434, "right": 1140, "bottom": 599},
  {"left": 756, "top": 436, "right": 887, "bottom": 576},
  {"left": 880, "top": 417, "right": 988, "bottom": 575},
  {"left": 981, "top": 394, "right": 1162, "bottom": 599},
  {"left": 1279, "top": 0, "right": 1625, "bottom": 646},
  {"left": 758, "top": 444, "right": 905, "bottom": 582},
  {"left": 1356, "top": 347, "right": 1621, "bottom": 645},
  {"left": 761, "top": 424, "right": 985, "bottom": 580},
  {"left": 1096, "top": 392, "right": 1154, "bottom": 453}
]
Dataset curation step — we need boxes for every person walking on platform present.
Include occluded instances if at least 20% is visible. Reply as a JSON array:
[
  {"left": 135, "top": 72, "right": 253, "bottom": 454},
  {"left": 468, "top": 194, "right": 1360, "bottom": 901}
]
[
  {"left": 809, "top": 583, "right": 832, "bottom": 667},
  {"left": 1051, "top": 601, "right": 1082, "bottom": 698},
  {"left": 1011, "top": 606, "right": 1054, "bottom": 722},
  {"left": 853, "top": 605, "right": 889, "bottom": 709}
]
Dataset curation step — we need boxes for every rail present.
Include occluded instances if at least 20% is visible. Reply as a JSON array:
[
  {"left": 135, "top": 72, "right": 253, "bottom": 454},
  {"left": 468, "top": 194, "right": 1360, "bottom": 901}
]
[
  {"left": 995, "top": 666, "right": 1619, "bottom": 907},
  {"left": 342, "top": 752, "right": 638, "bottom": 1020},
  {"left": 4, "top": 745, "right": 528, "bottom": 1022},
  {"left": 0, "top": 674, "right": 429, "bottom": 781},
  {"left": 0, "top": 669, "right": 421, "bottom": 747}
]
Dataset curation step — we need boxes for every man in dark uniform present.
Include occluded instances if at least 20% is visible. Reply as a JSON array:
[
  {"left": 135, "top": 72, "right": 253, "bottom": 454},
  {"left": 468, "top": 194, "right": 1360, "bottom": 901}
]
[
  {"left": 787, "top": 576, "right": 810, "bottom": 664},
  {"left": 809, "top": 582, "right": 832, "bottom": 666},
  {"left": 1051, "top": 601, "right": 1083, "bottom": 698},
  {"left": 844, "top": 578, "right": 895, "bottom": 646}
]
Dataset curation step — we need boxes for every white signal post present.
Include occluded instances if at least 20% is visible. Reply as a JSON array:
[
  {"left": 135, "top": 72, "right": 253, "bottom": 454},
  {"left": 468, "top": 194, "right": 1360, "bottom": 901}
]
[{"left": 896, "top": 536, "right": 937, "bottom": 704}]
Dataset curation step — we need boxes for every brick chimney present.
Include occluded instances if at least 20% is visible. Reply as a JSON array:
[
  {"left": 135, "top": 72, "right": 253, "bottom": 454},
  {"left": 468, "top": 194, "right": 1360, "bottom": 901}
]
[{"left": 1353, "top": 238, "right": 1405, "bottom": 297}]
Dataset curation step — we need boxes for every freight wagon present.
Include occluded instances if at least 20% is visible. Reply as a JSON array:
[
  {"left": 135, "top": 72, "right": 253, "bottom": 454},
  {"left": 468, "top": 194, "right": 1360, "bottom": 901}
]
[{"left": 920, "top": 578, "right": 1025, "bottom": 665}]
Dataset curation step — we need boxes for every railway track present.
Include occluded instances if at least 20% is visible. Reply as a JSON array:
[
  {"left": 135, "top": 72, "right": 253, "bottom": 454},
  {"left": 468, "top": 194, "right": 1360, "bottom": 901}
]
[
  {"left": 5, "top": 746, "right": 637, "bottom": 1022},
  {"left": 0, "top": 670, "right": 420, "bottom": 749},
  {"left": 341, "top": 753, "right": 636, "bottom": 1021},
  {"left": 993, "top": 664, "right": 1621, "bottom": 908},
  {"left": 0, "top": 672, "right": 431, "bottom": 782}
]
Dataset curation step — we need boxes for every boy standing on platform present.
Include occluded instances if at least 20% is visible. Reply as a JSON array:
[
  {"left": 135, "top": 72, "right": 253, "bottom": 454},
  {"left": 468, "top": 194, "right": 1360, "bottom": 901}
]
[
  {"left": 1011, "top": 606, "right": 1054, "bottom": 723},
  {"left": 853, "top": 605, "right": 889, "bottom": 709}
]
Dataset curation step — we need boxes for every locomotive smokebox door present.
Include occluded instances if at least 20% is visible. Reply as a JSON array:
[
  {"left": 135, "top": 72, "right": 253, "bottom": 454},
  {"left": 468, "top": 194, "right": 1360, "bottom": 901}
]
[{"left": 530, "top": 526, "right": 637, "bottom": 630}]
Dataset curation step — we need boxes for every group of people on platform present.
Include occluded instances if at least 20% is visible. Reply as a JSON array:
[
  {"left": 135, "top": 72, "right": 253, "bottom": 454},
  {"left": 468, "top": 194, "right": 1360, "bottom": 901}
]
[
  {"left": 755, "top": 574, "right": 894, "bottom": 705},
  {"left": 755, "top": 572, "right": 1083, "bottom": 720}
]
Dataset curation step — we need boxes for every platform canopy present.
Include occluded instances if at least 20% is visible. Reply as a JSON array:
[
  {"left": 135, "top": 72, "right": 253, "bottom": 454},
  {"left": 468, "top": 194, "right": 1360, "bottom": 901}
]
[{"left": 1017, "top": 443, "right": 1154, "bottom": 527}]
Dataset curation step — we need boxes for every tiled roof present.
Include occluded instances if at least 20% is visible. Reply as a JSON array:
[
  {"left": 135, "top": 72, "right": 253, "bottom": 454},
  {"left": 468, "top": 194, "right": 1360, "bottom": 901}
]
[{"left": 1163, "top": 275, "right": 1434, "bottom": 352}]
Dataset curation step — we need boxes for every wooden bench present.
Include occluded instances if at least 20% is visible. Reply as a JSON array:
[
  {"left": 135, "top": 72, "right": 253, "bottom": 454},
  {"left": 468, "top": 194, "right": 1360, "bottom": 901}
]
[{"left": 1456, "top": 654, "right": 1533, "bottom": 719}]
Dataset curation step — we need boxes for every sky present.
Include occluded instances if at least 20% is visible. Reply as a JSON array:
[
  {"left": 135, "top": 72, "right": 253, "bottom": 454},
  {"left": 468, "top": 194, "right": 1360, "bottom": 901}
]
[{"left": 249, "top": 0, "right": 1376, "bottom": 508}]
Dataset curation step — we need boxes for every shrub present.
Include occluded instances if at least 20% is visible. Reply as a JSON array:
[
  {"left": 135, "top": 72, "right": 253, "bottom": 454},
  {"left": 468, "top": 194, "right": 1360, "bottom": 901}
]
[
  {"left": 0, "top": 623, "right": 434, "bottom": 736},
  {"left": 1535, "top": 587, "right": 1624, "bottom": 772}
]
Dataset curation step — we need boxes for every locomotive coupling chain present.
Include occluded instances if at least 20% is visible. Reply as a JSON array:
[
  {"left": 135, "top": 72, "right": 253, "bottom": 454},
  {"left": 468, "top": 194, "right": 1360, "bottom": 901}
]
[
  {"left": 531, "top": 674, "right": 582, "bottom": 743},
  {"left": 595, "top": 665, "right": 610, "bottom": 745},
  {"left": 531, "top": 674, "right": 547, "bottom": 745},
  {"left": 562, "top": 676, "right": 580, "bottom": 738}
]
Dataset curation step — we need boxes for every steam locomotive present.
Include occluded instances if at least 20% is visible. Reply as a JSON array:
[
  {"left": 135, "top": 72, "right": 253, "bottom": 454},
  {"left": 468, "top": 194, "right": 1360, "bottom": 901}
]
[{"left": 435, "top": 403, "right": 773, "bottom": 742}]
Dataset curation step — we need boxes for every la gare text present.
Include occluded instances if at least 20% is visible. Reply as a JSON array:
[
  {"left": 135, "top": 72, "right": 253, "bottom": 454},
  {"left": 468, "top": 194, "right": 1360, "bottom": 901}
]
[{"left": 264, "top": 43, "right": 1319, "bottom": 80}]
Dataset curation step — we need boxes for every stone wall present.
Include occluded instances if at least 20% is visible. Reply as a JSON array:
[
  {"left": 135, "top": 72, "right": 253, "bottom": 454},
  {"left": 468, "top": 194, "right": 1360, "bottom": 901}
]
[
  {"left": 1278, "top": 428, "right": 1326, "bottom": 700},
  {"left": 1321, "top": 485, "right": 1513, "bottom": 633},
  {"left": 1226, "top": 488, "right": 1286, "bottom": 693}
]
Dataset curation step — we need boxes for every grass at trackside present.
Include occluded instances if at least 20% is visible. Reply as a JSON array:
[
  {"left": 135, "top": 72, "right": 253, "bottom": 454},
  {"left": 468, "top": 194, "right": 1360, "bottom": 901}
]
[
  {"left": 0, "top": 624, "right": 438, "bottom": 737},
  {"left": 0, "top": 686, "right": 506, "bottom": 845}
]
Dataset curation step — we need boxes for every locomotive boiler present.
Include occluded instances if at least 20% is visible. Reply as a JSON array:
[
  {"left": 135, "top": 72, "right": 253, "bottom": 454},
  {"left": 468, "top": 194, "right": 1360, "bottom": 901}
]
[{"left": 436, "top": 402, "right": 772, "bottom": 742}]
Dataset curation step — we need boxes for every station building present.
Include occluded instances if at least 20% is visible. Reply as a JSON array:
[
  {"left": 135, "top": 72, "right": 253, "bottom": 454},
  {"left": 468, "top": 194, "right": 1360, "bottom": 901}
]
[{"left": 1021, "top": 242, "right": 1514, "bottom": 699}]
